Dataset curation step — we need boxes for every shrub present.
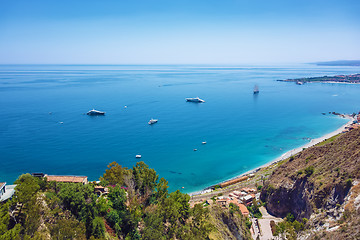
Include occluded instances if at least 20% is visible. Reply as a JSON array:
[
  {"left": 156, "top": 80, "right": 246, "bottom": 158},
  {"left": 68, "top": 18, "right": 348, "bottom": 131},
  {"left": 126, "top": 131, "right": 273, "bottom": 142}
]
[
  {"left": 304, "top": 166, "right": 314, "bottom": 176},
  {"left": 286, "top": 213, "right": 295, "bottom": 222},
  {"left": 257, "top": 185, "right": 263, "bottom": 191},
  {"left": 267, "top": 185, "right": 274, "bottom": 194},
  {"left": 245, "top": 219, "right": 252, "bottom": 229},
  {"left": 345, "top": 178, "right": 352, "bottom": 189}
]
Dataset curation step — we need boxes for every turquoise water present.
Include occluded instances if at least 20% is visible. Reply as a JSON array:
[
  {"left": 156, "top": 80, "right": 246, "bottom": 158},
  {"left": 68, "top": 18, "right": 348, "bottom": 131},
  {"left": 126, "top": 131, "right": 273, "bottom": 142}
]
[{"left": 1, "top": 64, "right": 360, "bottom": 193}]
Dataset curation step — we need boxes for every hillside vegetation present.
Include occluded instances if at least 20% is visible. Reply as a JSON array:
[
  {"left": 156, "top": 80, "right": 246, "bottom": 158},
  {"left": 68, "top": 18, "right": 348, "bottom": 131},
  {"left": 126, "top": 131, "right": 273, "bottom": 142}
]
[
  {"left": 0, "top": 162, "right": 251, "bottom": 240},
  {"left": 261, "top": 128, "right": 360, "bottom": 239}
]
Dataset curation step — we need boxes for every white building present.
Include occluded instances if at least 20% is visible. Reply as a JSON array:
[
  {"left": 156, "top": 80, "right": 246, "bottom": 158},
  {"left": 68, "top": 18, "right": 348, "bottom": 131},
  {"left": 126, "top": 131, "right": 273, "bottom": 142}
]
[{"left": 0, "top": 182, "right": 16, "bottom": 202}]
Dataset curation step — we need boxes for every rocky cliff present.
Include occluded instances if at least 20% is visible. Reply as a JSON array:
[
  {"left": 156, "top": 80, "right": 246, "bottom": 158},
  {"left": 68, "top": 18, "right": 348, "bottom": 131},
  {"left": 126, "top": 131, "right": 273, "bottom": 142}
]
[{"left": 260, "top": 128, "right": 360, "bottom": 221}]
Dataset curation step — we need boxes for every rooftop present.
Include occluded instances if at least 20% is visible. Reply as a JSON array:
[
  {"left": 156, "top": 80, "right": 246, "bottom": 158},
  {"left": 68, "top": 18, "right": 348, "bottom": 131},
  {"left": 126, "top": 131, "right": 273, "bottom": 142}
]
[
  {"left": 0, "top": 182, "right": 5, "bottom": 190},
  {"left": 46, "top": 175, "right": 87, "bottom": 183},
  {"left": 0, "top": 184, "right": 16, "bottom": 202},
  {"left": 238, "top": 203, "right": 250, "bottom": 216}
]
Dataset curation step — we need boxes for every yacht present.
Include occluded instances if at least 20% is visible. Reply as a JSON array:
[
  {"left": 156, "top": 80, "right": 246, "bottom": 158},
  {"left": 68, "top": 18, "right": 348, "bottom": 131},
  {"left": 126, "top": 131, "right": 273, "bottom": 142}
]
[
  {"left": 148, "top": 119, "right": 158, "bottom": 125},
  {"left": 185, "top": 97, "right": 205, "bottom": 103},
  {"left": 87, "top": 109, "right": 105, "bottom": 115},
  {"left": 136, "top": 155, "right": 142, "bottom": 158},
  {"left": 253, "top": 85, "right": 259, "bottom": 94}
]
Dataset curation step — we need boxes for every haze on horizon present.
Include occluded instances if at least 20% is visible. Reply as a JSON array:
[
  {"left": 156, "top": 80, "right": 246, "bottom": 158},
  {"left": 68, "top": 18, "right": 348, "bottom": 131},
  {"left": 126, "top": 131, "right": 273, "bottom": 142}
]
[{"left": 0, "top": 0, "right": 359, "bottom": 65}]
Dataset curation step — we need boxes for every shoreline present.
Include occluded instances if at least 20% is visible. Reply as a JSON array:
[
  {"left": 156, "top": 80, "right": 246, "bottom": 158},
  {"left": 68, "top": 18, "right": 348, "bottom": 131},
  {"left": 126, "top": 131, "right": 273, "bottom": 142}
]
[{"left": 189, "top": 115, "right": 354, "bottom": 196}]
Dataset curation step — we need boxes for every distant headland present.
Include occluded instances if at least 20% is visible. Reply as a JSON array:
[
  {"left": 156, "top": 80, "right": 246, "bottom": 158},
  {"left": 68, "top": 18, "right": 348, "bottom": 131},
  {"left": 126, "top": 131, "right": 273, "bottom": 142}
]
[
  {"left": 278, "top": 73, "right": 360, "bottom": 84},
  {"left": 313, "top": 60, "right": 360, "bottom": 66}
]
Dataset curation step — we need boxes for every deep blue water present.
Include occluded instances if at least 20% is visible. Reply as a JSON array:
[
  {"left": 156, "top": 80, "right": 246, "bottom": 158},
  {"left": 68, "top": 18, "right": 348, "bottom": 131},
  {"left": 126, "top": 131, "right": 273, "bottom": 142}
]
[{"left": 1, "top": 64, "right": 360, "bottom": 193}]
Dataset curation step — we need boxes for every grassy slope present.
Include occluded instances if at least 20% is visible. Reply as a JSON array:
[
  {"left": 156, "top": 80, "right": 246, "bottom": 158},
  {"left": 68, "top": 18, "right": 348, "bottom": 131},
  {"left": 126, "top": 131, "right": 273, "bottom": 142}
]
[{"left": 261, "top": 128, "right": 360, "bottom": 238}]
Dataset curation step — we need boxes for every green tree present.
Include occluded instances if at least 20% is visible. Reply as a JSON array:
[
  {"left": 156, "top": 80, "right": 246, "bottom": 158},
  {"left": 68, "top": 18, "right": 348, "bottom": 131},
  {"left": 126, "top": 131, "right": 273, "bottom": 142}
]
[
  {"left": 143, "top": 212, "right": 165, "bottom": 240},
  {"left": 100, "top": 162, "right": 131, "bottom": 186},
  {"left": 13, "top": 174, "right": 42, "bottom": 238},
  {"left": 14, "top": 174, "right": 40, "bottom": 204},
  {"left": 0, "top": 203, "right": 10, "bottom": 236},
  {"left": 189, "top": 204, "right": 213, "bottom": 239},
  {"left": 96, "top": 196, "right": 111, "bottom": 216},
  {"left": 133, "top": 161, "right": 158, "bottom": 196},
  {"left": 0, "top": 224, "right": 21, "bottom": 240},
  {"left": 304, "top": 166, "right": 314, "bottom": 176},
  {"left": 160, "top": 190, "right": 191, "bottom": 238},
  {"left": 153, "top": 177, "right": 169, "bottom": 203},
  {"left": 107, "top": 186, "right": 127, "bottom": 212},
  {"left": 106, "top": 210, "right": 120, "bottom": 226},
  {"left": 91, "top": 217, "right": 105, "bottom": 238},
  {"left": 49, "top": 218, "right": 86, "bottom": 240}
]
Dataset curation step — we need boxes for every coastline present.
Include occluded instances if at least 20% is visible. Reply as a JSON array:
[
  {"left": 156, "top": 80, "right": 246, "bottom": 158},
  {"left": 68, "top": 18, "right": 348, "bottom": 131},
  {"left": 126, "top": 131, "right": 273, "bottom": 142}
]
[{"left": 189, "top": 115, "right": 354, "bottom": 196}]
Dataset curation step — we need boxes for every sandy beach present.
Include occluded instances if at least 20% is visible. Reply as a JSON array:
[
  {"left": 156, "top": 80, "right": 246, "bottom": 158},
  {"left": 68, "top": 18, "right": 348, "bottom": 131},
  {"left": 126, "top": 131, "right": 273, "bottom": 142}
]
[{"left": 190, "top": 115, "right": 354, "bottom": 196}]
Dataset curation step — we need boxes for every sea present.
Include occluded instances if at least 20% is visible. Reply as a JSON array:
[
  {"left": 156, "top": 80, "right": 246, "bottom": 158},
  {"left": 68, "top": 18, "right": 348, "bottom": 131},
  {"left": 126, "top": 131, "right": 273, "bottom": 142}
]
[{"left": 1, "top": 64, "right": 360, "bottom": 193}]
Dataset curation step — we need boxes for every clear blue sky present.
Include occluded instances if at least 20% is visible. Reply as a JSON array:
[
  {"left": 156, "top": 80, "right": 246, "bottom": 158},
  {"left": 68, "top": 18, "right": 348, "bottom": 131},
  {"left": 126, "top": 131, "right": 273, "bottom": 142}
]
[{"left": 0, "top": 0, "right": 359, "bottom": 64}]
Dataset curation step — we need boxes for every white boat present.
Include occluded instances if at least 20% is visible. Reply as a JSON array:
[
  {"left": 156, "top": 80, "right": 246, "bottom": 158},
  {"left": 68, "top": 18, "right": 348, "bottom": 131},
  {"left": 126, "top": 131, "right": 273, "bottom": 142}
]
[
  {"left": 148, "top": 119, "right": 158, "bottom": 125},
  {"left": 136, "top": 155, "right": 142, "bottom": 158},
  {"left": 185, "top": 97, "right": 205, "bottom": 103},
  {"left": 87, "top": 109, "right": 105, "bottom": 115},
  {"left": 202, "top": 141, "right": 207, "bottom": 144},
  {"left": 253, "top": 85, "right": 259, "bottom": 94}
]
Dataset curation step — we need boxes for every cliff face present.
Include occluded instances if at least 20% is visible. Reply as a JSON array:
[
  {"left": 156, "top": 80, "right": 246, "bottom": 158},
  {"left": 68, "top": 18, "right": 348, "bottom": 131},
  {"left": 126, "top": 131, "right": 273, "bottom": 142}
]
[
  {"left": 260, "top": 128, "right": 360, "bottom": 221},
  {"left": 208, "top": 205, "right": 252, "bottom": 240}
]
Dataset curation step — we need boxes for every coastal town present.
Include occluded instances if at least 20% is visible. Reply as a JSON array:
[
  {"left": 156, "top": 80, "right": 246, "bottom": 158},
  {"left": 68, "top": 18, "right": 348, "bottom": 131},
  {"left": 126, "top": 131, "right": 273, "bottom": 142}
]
[{"left": 278, "top": 73, "right": 360, "bottom": 84}]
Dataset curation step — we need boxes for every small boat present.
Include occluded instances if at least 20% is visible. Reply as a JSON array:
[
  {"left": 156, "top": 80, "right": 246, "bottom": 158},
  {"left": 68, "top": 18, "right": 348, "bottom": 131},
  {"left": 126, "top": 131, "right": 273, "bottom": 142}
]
[
  {"left": 253, "top": 85, "right": 259, "bottom": 94},
  {"left": 193, "top": 148, "right": 198, "bottom": 151},
  {"left": 148, "top": 119, "right": 158, "bottom": 125},
  {"left": 136, "top": 155, "right": 142, "bottom": 158},
  {"left": 296, "top": 81, "right": 303, "bottom": 85},
  {"left": 186, "top": 97, "right": 205, "bottom": 103},
  {"left": 202, "top": 141, "right": 207, "bottom": 144},
  {"left": 87, "top": 109, "right": 105, "bottom": 115}
]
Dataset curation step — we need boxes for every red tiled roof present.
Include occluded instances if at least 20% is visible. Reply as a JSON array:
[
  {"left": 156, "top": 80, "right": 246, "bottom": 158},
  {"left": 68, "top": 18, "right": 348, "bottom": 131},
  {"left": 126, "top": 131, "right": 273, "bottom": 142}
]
[
  {"left": 46, "top": 175, "right": 87, "bottom": 183},
  {"left": 238, "top": 203, "right": 250, "bottom": 216}
]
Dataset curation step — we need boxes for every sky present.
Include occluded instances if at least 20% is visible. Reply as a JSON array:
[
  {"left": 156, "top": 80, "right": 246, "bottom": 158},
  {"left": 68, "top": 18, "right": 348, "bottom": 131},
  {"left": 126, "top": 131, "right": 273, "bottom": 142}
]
[{"left": 0, "top": 0, "right": 359, "bottom": 64}]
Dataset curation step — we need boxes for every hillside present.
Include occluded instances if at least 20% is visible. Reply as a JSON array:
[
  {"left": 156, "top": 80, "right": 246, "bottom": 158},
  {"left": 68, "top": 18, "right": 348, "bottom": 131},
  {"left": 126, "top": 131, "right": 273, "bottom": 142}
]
[
  {"left": 0, "top": 162, "right": 251, "bottom": 240},
  {"left": 278, "top": 73, "right": 360, "bottom": 84},
  {"left": 315, "top": 60, "right": 360, "bottom": 66},
  {"left": 261, "top": 128, "right": 360, "bottom": 239}
]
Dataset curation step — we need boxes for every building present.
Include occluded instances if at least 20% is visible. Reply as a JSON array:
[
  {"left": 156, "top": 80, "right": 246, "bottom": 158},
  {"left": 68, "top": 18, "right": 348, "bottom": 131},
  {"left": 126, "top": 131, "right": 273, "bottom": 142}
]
[
  {"left": 220, "top": 176, "right": 248, "bottom": 188},
  {"left": 0, "top": 182, "right": 5, "bottom": 198},
  {"left": 238, "top": 203, "right": 250, "bottom": 217},
  {"left": 216, "top": 197, "right": 229, "bottom": 208},
  {"left": 241, "top": 187, "right": 257, "bottom": 193},
  {"left": 232, "top": 190, "right": 244, "bottom": 197},
  {"left": 31, "top": 173, "right": 45, "bottom": 178},
  {"left": 45, "top": 175, "right": 88, "bottom": 184},
  {"left": 240, "top": 195, "right": 254, "bottom": 205},
  {"left": 228, "top": 199, "right": 250, "bottom": 217},
  {"left": 0, "top": 182, "right": 16, "bottom": 202}
]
